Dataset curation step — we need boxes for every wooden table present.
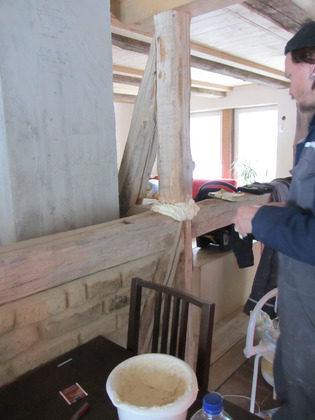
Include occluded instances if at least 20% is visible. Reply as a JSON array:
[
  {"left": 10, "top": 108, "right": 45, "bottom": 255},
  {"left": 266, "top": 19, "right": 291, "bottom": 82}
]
[{"left": 0, "top": 336, "right": 260, "bottom": 419}]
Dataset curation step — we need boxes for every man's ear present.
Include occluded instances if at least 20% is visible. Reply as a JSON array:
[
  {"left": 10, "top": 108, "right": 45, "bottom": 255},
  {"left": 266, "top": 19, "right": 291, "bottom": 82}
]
[{"left": 309, "top": 63, "right": 315, "bottom": 80}]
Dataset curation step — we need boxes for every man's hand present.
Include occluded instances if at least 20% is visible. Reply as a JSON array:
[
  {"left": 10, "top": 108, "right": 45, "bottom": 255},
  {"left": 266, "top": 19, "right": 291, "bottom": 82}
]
[{"left": 232, "top": 205, "right": 260, "bottom": 236}]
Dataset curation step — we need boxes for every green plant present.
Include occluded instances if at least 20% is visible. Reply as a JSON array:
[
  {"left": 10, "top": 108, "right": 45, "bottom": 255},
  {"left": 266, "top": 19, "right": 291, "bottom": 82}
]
[{"left": 231, "top": 159, "right": 258, "bottom": 185}]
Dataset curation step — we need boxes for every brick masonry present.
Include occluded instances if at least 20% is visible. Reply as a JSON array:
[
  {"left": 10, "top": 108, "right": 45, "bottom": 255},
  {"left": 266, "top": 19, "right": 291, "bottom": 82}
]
[{"left": 0, "top": 253, "right": 160, "bottom": 386}]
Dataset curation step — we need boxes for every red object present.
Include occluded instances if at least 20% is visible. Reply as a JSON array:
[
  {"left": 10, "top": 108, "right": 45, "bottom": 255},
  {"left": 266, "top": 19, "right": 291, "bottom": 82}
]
[
  {"left": 150, "top": 177, "right": 237, "bottom": 199},
  {"left": 192, "top": 178, "right": 237, "bottom": 198}
]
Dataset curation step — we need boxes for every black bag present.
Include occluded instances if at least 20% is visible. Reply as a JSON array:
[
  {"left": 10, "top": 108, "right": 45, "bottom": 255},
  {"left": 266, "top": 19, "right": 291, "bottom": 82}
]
[{"left": 194, "top": 181, "right": 237, "bottom": 251}]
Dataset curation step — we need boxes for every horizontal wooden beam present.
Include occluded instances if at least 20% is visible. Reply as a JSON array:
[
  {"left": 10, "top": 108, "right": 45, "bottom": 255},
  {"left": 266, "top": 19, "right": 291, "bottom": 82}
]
[
  {"left": 243, "top": 0, "right": 312, "bottom": 33},
  {"left": 192, "top": 193, "right": 270, "bottom": 238},
  {"left": 0, "top": 212, "right": 181, "bottom": 306},
  {"left": 0, "top": 193, "right": 270, "bottom": 306},
  {"left": 113, "top": 64, "right": 231, "bottom": 91},
  {"left": 290, "top": 0, "right": 315, "bottom": 20},
  {"left": 191, "top": 87, "right": 226, "bottom": 97},
  {"left": 112, "top": 33, "right": 289, "bottom": 89},
  {"left": 113, "top": 64, "right": 144, "bottom": 77},
  {"left": 113, "top": 73, "right": 142, "bottom": 86},
  {"left": 113, "top": 73, "right": 226, "bottom": 97},
  {"left": 190, "top": 41, "right": 285, "bottom": 78},
  {"left": 114, "top": 93, "right": 136, "bottom": 103},
  {"left": 190, "top": 56, "right": 289, "bottom": 89},
  {"left": 111, "top": 0, "right": 245, "bottom": 31}
]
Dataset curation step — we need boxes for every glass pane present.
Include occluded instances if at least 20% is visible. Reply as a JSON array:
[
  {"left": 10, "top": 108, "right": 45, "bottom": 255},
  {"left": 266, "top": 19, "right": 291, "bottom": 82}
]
[
  {"left": 235, "top": 106, "right": 278, "bottom": 184},
  {"left": 190, "top": 112, "right": 222, "bottom": 179}
]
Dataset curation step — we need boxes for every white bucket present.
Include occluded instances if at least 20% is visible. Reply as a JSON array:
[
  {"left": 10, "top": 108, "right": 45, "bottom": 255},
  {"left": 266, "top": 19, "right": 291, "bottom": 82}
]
[{"left": 106, "top": 353, "right": 198, "bottom": 420}]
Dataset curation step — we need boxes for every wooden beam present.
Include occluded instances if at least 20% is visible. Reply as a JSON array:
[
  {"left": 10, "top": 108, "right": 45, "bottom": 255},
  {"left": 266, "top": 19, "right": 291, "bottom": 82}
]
[
  {"left": 113, "top": 93, "right": 136, "bottom": 103},
  {"left": 0, "top": 212, "right": 181, "bottom": 306},
  {"left": 113, "top": 64, "right": 231, "bottom": 91},
  {"left": 111, "top": 33, "right": 150, "bottom": 54},
  {"left": 113, "top": 64, "right": 144, "bottom": 77},
  {"left": 191, "top": 79, "right": 232, "bottom": 91},
  {"left": 222, "top": 109, "right": 234, "bottom": 178},
  {"left": 290, "top": 0, "right": 315, "bottom": 20},
  {"left": 113, "top": 73, "right": 226, "bottom": 97},
  {"left": 190, "top": 42, "right": 285, "bottom": 78},
  {"left": 112, "top": 33, "right": 290, "bottom": 89},
  {"left": 111, "top": 0, "right": 245, "bottom": 31},
  {"left": 190, "top": 56, "right": 289, "bottom": 89},
  {"left": 111, "top": 18, "right": 286, "bottom": 80},
  {"left": 191, "top": 87, "right": 226, "bottom": 97},
  {"left": 155, "top": 10, "right": 193, "bottom": 203},
  {"left": 0, "top": 193, "right": 269, "bottom": 306},
  {"left": 113, "top": 73, "right": 142, "bottom": 86},
  {"left": 192, "top": 193, "right": 270, "bottom": 238},
  {"left": 243, "top": 0, "right": 311, "bottom": 33},
  {"left": 118, "top": 40, "right": 157, "bottom": 217},
  {"left": 154, "top": 10, "right": 194, "bottom": 298}
]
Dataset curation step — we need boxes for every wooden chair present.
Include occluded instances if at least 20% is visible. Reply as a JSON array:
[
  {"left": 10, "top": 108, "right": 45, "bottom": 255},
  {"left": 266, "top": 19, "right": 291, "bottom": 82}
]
[{"left": 127, "top": 277, "right": 215, "bottom": 393}]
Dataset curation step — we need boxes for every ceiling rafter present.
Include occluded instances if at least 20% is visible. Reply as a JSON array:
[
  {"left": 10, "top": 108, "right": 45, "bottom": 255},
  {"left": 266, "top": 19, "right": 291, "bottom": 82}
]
[
  {"left": 113, "top": 64, "right": 232, "bottom": 91},
  {"left": 243, "top": 0, "right": 312, "bottom": 33},
  {"left": 113, "top": 74, "right": 227, "bottom": 98},
  {"left": 112, "top": 33, "right": 289, "bottom": 89}
]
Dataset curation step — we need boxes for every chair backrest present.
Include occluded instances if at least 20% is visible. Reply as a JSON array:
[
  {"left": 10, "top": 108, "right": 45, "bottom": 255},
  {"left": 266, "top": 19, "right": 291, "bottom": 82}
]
[{"left": 127, "top": 277, "right": 215, "bottom": 393}]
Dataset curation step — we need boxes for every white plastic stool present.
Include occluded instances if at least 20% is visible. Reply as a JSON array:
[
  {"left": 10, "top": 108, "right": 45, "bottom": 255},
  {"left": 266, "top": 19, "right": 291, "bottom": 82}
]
[{"left": 243, "top": 288, "right": 278, "bottom": 413}]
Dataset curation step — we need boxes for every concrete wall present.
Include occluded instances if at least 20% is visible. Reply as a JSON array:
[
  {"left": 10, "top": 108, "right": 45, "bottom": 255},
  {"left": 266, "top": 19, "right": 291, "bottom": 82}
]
[{"left": 0, "top": 0, "right": 119, "bottom": 245}]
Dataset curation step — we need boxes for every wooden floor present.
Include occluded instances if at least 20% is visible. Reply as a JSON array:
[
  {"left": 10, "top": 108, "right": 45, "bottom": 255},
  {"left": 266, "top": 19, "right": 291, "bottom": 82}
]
[{"left": 209, "top": 310, "right": 280, "bottom": 417}]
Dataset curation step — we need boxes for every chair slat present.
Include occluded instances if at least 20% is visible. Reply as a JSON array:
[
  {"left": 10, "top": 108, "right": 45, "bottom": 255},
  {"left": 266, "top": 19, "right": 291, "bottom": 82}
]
[
  {"left": 178, "top": 300, "right": 189, "bottom": 360},
  {"left": 161, "top": 294, "right": 171, "bottom": 353},
  {"left": 170, "top": 297, "right": 180, "bottom": 356},
  {"left": 127, "top": 277, "right": 215, "bottom": 394},
  {"left": 152, "top": 291, "right": 162, "bottom": 352}
]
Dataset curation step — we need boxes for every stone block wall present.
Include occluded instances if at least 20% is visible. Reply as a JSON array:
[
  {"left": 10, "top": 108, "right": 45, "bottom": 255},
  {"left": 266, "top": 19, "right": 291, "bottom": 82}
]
[{"left": 0, "top": 253, "right": 161, "bottom": 387}]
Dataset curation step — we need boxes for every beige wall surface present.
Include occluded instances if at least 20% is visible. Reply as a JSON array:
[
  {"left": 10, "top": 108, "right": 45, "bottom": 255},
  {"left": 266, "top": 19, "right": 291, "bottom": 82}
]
[
  {"left": 192, "top": 242, "right": 262, "bottom": 323},
  {"left": 114, "top": 84, "right": 297, "bottom": 180}
]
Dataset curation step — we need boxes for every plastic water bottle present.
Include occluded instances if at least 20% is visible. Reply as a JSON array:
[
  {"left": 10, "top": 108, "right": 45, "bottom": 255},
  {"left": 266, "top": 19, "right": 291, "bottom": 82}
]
[{"left": 190, "top": 392, "right": 233, "bottom": 420}]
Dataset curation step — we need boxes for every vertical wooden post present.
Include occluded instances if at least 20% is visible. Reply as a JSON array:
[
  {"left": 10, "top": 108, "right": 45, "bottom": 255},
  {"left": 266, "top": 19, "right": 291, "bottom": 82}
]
[
  {"left": 154, "top": 10, "right": 193, "bottom": 204},
  {"left": 222, "top": 109, "right": 234, "bottom": 178},
  {"left": 153, "top": 15, "right": 195, "bottom": 360}
]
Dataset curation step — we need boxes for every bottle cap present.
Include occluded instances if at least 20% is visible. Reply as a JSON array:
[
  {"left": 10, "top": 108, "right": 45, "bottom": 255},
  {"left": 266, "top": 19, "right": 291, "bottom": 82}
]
[{"left": 203, "top": 392, "right": 223, "bottom": 415}]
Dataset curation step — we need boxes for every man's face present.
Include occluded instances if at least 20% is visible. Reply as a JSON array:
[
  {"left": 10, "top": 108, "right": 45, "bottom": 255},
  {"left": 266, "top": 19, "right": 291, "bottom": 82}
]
[{"left": 285, "top": 53, "right": 315, "bottom": 113}]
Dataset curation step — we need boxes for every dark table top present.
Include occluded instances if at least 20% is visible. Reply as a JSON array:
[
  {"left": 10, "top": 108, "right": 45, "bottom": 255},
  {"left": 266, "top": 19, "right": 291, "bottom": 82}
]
[{"left": 0, "top": 336, "right": 260, "bottom": 419}]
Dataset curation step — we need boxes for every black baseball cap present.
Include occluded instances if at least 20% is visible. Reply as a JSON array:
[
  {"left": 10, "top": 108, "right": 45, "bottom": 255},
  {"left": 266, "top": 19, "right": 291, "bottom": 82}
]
[{"left": 285, "top": 21, "right": 315, "bottom": 55}]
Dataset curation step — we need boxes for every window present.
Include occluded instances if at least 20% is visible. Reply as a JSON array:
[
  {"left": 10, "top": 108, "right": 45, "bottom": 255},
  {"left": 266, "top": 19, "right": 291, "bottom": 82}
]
[
  {"left": 234, "top": 106, "right": 278, "bottom": 184},
  {"left": 190, "top": 111, "right": 222, "bottom": 179}
]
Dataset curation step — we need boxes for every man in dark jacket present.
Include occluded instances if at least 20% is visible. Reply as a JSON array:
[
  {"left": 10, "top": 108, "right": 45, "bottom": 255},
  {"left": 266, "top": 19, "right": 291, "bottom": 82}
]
[{"left": 233, "top": 22, "right": 315, "bottom": 420}]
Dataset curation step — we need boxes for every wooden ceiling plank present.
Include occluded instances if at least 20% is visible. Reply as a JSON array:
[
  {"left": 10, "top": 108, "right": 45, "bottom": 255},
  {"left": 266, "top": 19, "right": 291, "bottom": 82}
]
[
  {"left": 112, "top": 33, "right": 289, "bottom": 88},
  {"left": 191, "top": 87, "right": 226, "bottom": 97},
  {"left": 112, "top": 32, "right": 150, "bottom": 54},
  {"left": 113, "top": 72, "right": 229, "bottom": 96},
  {"left": 243, "top": 0, "right": 312, "bottom": 33},
  {"left": 290, "top": 0, "right": 315, "bottom": 20},
  {"left": 191, "top": 79, "right": 232, "bottom": 91},
  {"left": 114, "top": 93, "right": 137, "bottom": 103},
  {"left": 191, "top": 41, "right": 285, "bottom": 77},
  {"left": 113, "top": 64, "right": 144, "bottom": 77},
  {"left": 113, "top": 74, "right": 142, "bottom": 86},
  {"left": 111, "top": 0, "right": 245, "bottom": 31}
]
